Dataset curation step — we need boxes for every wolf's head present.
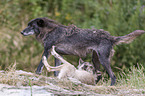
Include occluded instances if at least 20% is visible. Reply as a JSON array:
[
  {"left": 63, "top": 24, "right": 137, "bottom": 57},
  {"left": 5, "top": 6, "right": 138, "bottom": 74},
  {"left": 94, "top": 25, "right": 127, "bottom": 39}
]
[
  {"left": 21, "top": 18, "right": 44, "bottom": 36},
  {"left": 21, "top": 18, "right": 61, "bottom": 37},
  {"left": 77, "top": 58, "right": 95, "bottom": 74}
]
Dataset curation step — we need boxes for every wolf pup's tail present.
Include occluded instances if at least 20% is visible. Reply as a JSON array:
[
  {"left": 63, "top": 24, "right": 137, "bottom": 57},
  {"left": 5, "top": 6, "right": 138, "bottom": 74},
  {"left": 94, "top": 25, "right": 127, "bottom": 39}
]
[{"left": 113, "top": 30, "right": 145, "bottom": 45}]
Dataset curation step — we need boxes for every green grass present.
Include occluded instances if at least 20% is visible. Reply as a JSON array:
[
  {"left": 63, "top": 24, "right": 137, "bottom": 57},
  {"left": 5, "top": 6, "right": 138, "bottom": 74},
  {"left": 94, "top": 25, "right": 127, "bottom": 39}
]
[{"left": 116, "top": 64, "right": 145, "bottom": 89}]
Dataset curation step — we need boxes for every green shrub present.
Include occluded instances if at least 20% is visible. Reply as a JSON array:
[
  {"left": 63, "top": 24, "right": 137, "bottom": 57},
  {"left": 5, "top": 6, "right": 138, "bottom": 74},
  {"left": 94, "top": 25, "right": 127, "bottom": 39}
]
[{"left": 0, "top": 0, "right": 145, "bottom": 74}]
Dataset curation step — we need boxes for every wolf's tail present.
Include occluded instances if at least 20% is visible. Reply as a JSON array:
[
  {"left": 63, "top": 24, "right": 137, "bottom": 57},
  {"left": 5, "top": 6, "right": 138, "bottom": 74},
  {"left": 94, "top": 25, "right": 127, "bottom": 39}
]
[{"left": 113, "top": 30, "right": 145, "bottom": 45}]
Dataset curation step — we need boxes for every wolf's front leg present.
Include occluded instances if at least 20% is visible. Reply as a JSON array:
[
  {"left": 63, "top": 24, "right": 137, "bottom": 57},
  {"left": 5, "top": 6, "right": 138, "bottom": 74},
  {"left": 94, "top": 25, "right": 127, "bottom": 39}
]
[{"left": 36, "top": 50, "right": 50, "bottom": 74}]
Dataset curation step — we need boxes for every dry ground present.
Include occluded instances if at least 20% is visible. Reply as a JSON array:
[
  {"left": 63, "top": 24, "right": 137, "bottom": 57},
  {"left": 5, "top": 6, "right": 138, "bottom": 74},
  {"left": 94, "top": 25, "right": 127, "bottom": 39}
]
[{"left": 0, "top": 68, "right": 145, "bottom": 96}]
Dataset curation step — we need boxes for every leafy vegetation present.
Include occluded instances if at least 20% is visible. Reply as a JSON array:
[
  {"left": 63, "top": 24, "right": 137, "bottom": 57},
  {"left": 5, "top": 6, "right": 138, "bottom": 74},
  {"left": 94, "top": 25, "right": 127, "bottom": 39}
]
[{"left": 0, "top": 0, "right": 145, "bottom": 76}]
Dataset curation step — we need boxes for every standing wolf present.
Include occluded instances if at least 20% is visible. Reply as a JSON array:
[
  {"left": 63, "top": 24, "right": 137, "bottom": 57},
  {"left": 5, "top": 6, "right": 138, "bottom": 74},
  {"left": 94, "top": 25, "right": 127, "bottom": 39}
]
[{"left": 21, "top": 17, "right": 145, "bottom": 86}]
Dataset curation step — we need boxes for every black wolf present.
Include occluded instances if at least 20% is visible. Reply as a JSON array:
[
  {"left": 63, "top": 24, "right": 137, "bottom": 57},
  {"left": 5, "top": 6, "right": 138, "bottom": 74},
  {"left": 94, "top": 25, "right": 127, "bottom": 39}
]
[{"left": 21, "top": 17, "right": 145, "bottom": 86}]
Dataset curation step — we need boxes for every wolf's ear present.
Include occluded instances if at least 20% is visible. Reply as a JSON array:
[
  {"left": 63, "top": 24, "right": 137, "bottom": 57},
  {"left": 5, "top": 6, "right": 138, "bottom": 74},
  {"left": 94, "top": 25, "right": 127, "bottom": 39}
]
[
  {"left": 79, "top": 58, "right": 84, "bottom": 65},
  {"left": 37, "top": 19, "right": 45, "bottom": 27}
]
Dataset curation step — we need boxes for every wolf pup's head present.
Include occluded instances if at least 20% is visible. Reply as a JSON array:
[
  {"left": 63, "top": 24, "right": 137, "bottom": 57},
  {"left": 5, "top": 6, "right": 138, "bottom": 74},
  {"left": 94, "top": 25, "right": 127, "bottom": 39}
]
[{"left": 77, "top": 58, "right": 95, "bottom": 74}]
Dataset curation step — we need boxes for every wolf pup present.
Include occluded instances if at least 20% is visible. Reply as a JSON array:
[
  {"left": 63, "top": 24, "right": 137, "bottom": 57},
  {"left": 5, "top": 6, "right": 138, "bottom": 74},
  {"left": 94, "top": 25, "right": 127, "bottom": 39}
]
[
  {"left": 77, "top": 58, "right": 100, "bottom": 82},
  {"left": 21, "top": 17, "right": 145, "bottom": 85},
  {"left": 42, "top": 46, "right": 95, "bottom": 85}
]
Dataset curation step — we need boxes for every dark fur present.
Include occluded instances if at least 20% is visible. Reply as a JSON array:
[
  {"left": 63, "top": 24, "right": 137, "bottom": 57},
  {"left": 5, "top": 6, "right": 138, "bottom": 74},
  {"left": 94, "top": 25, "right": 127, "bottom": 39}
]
[{"left": 21, "top": 17, "right": 145, "bottom": 86}]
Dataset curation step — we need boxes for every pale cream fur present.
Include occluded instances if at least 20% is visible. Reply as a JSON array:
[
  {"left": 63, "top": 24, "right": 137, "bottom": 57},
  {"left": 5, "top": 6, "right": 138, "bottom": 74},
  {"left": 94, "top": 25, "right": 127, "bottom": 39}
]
[{"left": 42, "top": 46, "right": 95, "bottom": 85}]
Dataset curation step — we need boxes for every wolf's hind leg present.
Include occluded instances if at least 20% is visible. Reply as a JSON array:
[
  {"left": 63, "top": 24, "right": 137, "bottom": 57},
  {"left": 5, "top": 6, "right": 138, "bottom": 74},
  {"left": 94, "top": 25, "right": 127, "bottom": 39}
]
[
  {"left": 96, "top": 46, "right": 116, "bottom": 86},
  {"left": 92, "top": 51, "right": 102, "bottom": 83}
]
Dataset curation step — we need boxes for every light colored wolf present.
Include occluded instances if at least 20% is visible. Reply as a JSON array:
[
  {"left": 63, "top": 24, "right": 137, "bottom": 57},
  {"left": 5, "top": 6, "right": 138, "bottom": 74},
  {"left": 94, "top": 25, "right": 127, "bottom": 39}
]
[{"left": 42, "top": 46, "right": 95, "bottom": 85}]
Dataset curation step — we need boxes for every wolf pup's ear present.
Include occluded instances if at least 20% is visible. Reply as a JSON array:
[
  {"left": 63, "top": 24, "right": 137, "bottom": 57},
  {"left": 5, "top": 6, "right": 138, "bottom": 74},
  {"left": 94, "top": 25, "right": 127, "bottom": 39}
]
[
  {"left": 79, "top": 58, "right": 84, "bottom": 65},
  {"left": 37, "top": 19, "right": 45, "bottom": 27}
]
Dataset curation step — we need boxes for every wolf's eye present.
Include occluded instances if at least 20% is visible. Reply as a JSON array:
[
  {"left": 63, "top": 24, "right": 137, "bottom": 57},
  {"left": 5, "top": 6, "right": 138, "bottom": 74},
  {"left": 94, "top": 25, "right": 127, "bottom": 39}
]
[
  {"left": 32, "top": 25, "right": 35, "bottom": 28},
  {"left": 83, "top": 65, "right": 88, "bottom": 70}
]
